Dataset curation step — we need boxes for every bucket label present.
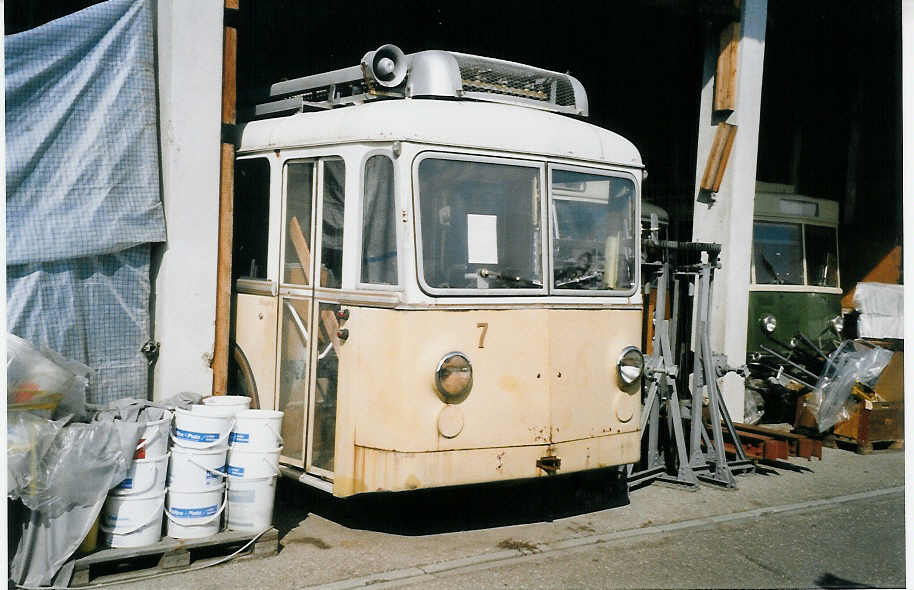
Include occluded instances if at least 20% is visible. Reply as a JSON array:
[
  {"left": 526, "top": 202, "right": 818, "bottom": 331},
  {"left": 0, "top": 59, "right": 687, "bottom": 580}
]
[
  {"left": 116, "top": 478, "right": 134, "bottom": 489},
  {"left": 229, "top": 432, "right": 250, "bottom": 444},
  {"left": 135, "top": 439, "right": 147, "bottom": 460},
  {"left": 227, "top": 465, "right": 245, "bottom": 477},
  {"left": 228, "top": 488, "right": 256, "bottom": 503},
  {"left": 206, "top": 465, "right": 226, "bottom": 482},
  {"left": 170, "top": 504, "right": 218, "bottom": 518},
  {"left": 175, "top": 428, "right": 219, "bottom": 443}
]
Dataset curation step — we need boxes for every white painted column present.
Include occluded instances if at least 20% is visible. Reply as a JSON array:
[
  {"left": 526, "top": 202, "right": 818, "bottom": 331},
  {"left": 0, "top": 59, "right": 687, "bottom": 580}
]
[
  {"left": 152, "top": 1, "right": 224, "bottom": 400},
  {"left": 691, "top": 0, "right": 768, "bottom": 421}
]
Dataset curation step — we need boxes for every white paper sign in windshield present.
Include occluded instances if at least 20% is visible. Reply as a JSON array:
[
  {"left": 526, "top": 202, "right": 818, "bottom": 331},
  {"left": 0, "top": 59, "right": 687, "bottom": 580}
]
[{"left": 466, "top": 214, "right": 498, "bottom": 264}]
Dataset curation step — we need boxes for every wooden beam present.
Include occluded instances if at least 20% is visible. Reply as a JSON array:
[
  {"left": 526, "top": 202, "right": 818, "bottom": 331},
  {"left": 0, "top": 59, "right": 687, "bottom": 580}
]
[
  {"left": 212, "top": 1, "right": 238, "bottom": 396},
  {"left": 699, "top": 122, "right": 737, "bottom": 193},
  {"left": 714, "top": 21, "right": 740, "bottom": 113}
]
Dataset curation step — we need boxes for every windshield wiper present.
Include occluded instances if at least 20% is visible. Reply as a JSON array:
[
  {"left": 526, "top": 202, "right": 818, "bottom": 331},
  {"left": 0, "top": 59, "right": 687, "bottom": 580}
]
[
  {"left": 555, "top": 272, "right": 601, "bottom": 287},
  {"left": 478, "top": 268, "right": 542, "bottom": 287}
]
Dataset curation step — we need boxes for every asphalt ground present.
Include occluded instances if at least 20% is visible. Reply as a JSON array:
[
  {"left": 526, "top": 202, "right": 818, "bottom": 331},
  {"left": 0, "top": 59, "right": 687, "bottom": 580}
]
[{"left": 94, "top": 446, "right": 905, "bottom": 590}]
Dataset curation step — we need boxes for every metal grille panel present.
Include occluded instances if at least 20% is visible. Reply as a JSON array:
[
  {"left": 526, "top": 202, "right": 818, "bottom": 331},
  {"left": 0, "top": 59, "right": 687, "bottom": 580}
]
[{"left": 454, "top": 55, "right": 577, "bottom": 107}]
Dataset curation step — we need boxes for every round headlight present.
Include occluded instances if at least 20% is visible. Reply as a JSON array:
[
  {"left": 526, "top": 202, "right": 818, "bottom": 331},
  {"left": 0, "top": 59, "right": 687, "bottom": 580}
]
[
  {"left": 759, "top": 314, "right": 777, "bottom": 334},
  {"left": 830, "top": 314, "right": 844, "bottom": 334},
  {"left": 617, "top": 346, "right": 644, "bottom": 385},
  {"left": 435, "top": 352, "right": 473, "bottom": 403}
]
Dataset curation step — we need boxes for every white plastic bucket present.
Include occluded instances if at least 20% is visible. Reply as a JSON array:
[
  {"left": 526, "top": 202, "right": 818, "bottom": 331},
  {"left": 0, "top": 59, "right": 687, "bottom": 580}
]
[
  {"left": 172, "top": 407, "right": 235, "bottom": 449},
  {"left": 165, "top": 487, "right": 225, "bottom": 539},
  {"left": 135, "top": 410, "right": 172, "bottom": 459},
  {"left": 226, "top": 475, "right": 277, "bottom": 532},
  {"left": 111, "top": 453, "right": 169, "bottom": 497},
  {"left": 199, "top": 395, "right": 251, "bottom": 417},
  {"left": 225, "top": 446, "right": 282, "bottom": 480},
  {"left": 168, "top": 445, "right": 228, "bottom": 492},
  {"left": 100, "top": 490, "right": 165, "bottom": 548},
  {"left": 230, "top": 410, "right": 284, "bottom": 449}
]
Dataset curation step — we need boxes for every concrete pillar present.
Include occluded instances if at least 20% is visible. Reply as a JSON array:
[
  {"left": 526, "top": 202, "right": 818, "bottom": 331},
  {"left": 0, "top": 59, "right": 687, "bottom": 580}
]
[
  {"left": 691, "top": 0, "right": 768, "bottom": 421},
  {"left": 152, "top": 1, "right": 224, "bottom": 400}
]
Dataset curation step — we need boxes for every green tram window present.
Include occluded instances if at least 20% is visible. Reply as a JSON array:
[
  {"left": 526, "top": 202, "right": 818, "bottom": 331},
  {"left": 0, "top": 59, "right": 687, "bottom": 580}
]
[
  {"left": 804, "top": 225, "right": 838, "bottom": 287},
  {"left": 752, "top": 222, "right": 803, "bottom": 285}
]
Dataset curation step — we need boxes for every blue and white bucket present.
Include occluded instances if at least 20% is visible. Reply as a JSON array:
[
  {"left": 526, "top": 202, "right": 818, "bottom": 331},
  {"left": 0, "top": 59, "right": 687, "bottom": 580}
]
[
  {"left": 230, "top": 410, "right": 284, "bottom": 449},
  {"left": 226, "top": 475, "right": 277, "bottom": 532},
  {"left": 168, "top": 445, "right": 228, "bottom": 492},
  {"left": 111, "top": 453, "right": 169, "bottom": 497},
  {"left": 225, "top": 446, "right": 282, "bottom": 480},
  {"left": 198, "top": 395, "right": 251, "bottom": 417},
  {"left": 165, "top": 486, "right": 225, "bottom": 539},
  {"left": 100, "top": 490, "right": 166, "bottom": 547},
  {"left": 172, "top": 407, "right": 234, "bottom": 449}
]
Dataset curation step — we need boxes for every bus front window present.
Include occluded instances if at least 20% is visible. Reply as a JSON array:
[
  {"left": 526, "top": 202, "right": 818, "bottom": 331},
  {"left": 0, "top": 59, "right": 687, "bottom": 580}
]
[
  {"left": 417, "top": 158, "right": 543, "bottom": 291},
  {"left": 551, "top": 170, "right": 636, "bottom": 292}
]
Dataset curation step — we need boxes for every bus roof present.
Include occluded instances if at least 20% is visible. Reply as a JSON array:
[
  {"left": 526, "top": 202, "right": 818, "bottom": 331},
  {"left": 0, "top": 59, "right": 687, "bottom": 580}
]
[{"left": 237, "top": 99, "right": 644, "bottom": 169}]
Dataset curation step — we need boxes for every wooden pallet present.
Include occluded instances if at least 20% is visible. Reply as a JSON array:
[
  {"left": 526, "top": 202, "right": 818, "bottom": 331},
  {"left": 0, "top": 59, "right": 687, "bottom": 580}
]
[{"left": 67, "top": 528, "right": 278, "bottom": 587}]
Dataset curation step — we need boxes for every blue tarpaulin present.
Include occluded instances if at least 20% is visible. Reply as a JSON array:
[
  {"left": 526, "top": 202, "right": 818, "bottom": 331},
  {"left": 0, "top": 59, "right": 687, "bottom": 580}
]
[{"left": 6, "top": 0, "right": 165, "bottom": 403}]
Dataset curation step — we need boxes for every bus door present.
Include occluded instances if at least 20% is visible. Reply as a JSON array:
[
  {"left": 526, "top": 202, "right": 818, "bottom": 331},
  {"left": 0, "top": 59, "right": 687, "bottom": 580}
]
[{"left": 277, "top": 157, "right": 345, "bottom": 481}]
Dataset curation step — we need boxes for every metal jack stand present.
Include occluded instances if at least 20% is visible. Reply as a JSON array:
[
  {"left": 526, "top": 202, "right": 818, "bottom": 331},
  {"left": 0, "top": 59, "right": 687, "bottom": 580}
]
[
  {"left": 628, "top": 259, "right": 699, "bottom": 490},
  {"left": 686, "top": 248, "right": 755, "bottom": 487},
  {"left": 628, "top": 241, "right": 754, "bottom": 491}
]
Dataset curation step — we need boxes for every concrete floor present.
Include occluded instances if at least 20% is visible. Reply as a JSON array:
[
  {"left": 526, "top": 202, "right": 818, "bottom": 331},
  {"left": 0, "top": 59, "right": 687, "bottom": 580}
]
[{"left": 99, "top": 446, "right": 906, "bottom": 590}]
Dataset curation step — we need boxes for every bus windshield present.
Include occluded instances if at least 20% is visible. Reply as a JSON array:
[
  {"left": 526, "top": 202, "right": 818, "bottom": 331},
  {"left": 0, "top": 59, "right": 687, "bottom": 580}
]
[
  {"left": 416, "top": 156, "right": 636, "bottom": 294},
  {"left": 551, "top": 170, "right": 636, "bottom": 292},
  {"left": 418, "top": 157, "right": 544, "bottom": 291}
]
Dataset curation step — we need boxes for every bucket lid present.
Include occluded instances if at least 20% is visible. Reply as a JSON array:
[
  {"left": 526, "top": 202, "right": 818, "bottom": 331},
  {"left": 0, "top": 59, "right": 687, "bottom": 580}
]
[{"left": 202, "top": 395, "right": 251, "bottom": 406}]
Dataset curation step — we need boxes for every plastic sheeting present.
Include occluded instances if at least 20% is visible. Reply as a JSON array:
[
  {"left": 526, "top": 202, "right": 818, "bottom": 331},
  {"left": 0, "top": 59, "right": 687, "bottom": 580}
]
[
  {"left": 5, "top": 0, "right": 165, "bottom": 266},
  {"left": 809, "top": 340, "right": 893, "bottom": 433},
  {"left": 5, "top": 0, "right": 164, "bottom": 405},
  {"left": 8, "top": 245, "right": 155, "bottom": 404},
  {"left": 8, "top": 419, "right": 144, "bottom": 587}
]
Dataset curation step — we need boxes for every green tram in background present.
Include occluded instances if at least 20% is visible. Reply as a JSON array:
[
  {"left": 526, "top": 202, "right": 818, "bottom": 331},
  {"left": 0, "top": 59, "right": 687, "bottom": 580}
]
[{"left": 748, "top": 182, "right": 843, "bottom": 354}]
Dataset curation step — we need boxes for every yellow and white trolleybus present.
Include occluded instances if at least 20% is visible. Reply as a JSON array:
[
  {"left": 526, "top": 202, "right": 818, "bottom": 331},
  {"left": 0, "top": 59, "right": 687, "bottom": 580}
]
[{"left": 231, "top": 45, "right": 646, "bottom": 496}]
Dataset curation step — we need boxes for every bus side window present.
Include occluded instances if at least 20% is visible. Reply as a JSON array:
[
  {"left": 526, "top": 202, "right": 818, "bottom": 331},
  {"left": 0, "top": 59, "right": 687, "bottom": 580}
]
[
  {"left": 320, "top": 159, "right": 346, "bottom": 288},
  {"left": 361, "top": 155, "right": 398, "bottom": 285},
  {"left": 233, "top": 158, "right": 270, "bottom": 280}
]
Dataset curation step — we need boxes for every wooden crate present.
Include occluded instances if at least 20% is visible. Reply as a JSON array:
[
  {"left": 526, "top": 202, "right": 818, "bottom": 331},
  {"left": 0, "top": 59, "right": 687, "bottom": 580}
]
[{"left": 833, "top": 400, "right": 904, "bottom": 454}]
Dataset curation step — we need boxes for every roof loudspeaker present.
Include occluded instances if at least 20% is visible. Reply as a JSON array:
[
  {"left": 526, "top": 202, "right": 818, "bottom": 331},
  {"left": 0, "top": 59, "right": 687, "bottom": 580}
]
[{"left": 363, "top": 44, "right": 407, "bottom": 88}]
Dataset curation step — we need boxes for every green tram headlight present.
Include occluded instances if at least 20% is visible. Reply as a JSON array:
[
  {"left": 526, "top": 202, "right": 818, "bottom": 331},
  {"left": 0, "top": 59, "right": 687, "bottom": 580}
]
[
  {"left": 435, "top": 352, "right": 473, "bottom": 404},
  {"left": 830, "top": 314, "right": 844, "bottom": 335},
  {"left": 617, "top": 346, "right": 644, "bottom": 385}
]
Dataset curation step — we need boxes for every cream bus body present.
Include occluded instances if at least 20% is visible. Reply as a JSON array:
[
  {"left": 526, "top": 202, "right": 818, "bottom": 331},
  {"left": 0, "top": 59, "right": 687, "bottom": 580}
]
[{"left": 232, "top": 98, "right": 645, "bottom": 497}]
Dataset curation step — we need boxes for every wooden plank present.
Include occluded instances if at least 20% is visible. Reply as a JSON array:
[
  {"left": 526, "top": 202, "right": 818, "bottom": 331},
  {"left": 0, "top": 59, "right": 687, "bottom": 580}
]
[
  {"left": 212, "top": 143, "right": 236, "bottom": 396},
  {"left": 212, "top": 0, "right": 239, "bottom": 396},
  {"left": 714, "top": 21, "right": 740, "bottom": 112},
  {"left": 221, "top": 21, "right": 237, "bottom": 124},
  {"left": 699, "top": 123, "right": 737, "bottom": 192}
]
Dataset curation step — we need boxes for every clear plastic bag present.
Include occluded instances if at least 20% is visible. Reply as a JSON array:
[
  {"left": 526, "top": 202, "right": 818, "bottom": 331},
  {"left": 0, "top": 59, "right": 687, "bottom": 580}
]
[
  {"left": 7, "top": 333, "right": 90, "bottom": 420},
  {"left": 809, "top": 341, "right": 894, "bottom": 432}
]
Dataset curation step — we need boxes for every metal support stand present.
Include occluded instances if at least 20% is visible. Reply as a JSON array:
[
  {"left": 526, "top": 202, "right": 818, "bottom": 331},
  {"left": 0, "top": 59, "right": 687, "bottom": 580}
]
[{"left": 628, "top": 241, "right": 754, "bottom": 491}]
